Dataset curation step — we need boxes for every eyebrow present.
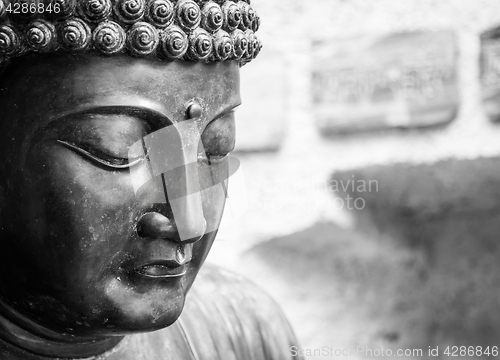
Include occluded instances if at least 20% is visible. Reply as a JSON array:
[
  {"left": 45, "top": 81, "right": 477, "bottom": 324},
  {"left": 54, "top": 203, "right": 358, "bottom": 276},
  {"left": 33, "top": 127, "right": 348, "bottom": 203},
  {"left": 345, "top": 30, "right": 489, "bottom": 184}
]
[
  {"left": 46, "top": 102, "right": 242, "bottom": 131},
  {"left": 45, "top": 106, "right": 173, "bottom": 132}
]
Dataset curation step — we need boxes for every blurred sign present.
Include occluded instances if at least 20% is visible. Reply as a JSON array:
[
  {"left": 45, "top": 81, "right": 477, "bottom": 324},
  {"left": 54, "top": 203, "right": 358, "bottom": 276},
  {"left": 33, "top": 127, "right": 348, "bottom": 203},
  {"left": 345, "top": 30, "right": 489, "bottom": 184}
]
[
  {"left": 481, "top": 27, "right": 500, "bottom": 122},
  {"left": 235, "top": 48, "right": 287, "bottom": 152},
  {"left": 312, "top": 31, "right": 459, "bottom": 135}
]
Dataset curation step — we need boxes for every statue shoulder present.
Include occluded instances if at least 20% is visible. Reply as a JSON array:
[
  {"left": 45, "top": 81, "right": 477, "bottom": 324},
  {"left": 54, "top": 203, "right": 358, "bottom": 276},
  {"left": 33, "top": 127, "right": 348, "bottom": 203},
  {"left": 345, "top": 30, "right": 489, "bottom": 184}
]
[{"left": 179, "top": 263, "right": 302, "bottom": 360}]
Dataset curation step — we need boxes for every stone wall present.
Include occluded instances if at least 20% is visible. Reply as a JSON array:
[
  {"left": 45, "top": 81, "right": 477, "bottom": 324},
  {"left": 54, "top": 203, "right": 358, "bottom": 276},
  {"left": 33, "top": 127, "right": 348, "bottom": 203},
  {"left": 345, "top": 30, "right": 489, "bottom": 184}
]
[{"left": 212, "top": 0, "right": 500, "bottom": 248}]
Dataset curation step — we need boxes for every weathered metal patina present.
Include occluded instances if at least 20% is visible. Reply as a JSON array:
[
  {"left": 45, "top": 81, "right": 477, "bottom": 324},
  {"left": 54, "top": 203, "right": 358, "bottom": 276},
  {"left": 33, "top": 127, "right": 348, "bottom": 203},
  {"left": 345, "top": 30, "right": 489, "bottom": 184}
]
[{"left": 0, "top": 1, "right": 300, "bottom": 359}]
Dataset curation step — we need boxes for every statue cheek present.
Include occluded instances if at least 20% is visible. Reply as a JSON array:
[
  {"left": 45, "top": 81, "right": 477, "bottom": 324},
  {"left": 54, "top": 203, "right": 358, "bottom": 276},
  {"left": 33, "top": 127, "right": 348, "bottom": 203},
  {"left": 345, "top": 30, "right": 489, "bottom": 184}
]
[
  {"left": 30, "top": 142, "right": 137, "bottom": 218},
  {"left": 18, "top": 142, "right": 139, "bottom": 269}
]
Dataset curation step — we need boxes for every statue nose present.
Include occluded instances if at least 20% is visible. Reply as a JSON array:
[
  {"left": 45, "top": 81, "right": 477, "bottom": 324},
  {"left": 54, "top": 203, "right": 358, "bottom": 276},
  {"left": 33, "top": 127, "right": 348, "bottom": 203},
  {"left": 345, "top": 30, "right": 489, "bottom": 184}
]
[
  {"left": 137, "top": 211, "right": 206, "bottom": 243},
  {"left": 137, "top": 212, "right": 175, "bottom": 239},
  {"left": 132, "top": 119, "right": 208, "bottom": 243}
]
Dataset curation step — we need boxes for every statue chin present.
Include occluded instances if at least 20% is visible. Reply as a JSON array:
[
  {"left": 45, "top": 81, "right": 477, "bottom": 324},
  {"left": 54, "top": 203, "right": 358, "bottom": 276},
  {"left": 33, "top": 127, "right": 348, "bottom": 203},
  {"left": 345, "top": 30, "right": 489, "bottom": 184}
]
[
  {"left": 0, "top": 248, "right": 194, "bottom": 337},
  {"left": 0, "top": 272, "right": 187, "bottom": 337}
]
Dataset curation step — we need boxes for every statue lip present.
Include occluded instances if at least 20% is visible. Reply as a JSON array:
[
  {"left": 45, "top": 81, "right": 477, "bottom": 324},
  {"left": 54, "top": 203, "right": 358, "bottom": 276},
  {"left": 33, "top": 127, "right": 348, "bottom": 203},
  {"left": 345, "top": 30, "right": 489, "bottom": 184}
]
[
  {"left": 129, "top": 242, "right": 192, "bottom": 278},
  {"left": 133, "top": 261, "right": 187, "bottom": 278}
]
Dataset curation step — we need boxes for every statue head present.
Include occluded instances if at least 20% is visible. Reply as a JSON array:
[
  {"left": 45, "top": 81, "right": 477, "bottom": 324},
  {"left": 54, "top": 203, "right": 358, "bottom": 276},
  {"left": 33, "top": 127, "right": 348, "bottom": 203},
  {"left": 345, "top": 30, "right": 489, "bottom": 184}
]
[{"left": 0, "top": 0, "right": 261, "bottom": 355}]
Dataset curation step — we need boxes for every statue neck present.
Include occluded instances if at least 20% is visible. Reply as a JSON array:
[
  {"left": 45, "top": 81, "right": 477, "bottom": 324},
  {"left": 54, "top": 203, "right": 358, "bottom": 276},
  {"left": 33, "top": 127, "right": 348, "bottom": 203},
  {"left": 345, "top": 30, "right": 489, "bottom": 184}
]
[{"left": 0, "top": 298, "right": 123, "bottom": 359}]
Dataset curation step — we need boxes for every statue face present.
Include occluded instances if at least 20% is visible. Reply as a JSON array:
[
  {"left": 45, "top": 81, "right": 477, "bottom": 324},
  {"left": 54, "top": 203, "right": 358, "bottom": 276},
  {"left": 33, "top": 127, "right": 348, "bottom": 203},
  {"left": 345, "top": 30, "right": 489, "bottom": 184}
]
[{"left": 0, "top": 55, "right": 240, "bottom": 336}]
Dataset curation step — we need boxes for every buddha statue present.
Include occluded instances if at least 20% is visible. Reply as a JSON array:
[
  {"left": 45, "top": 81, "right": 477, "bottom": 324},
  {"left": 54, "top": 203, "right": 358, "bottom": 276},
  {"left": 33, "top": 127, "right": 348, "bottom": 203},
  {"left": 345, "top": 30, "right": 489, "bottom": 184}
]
[{"left": 0, "top": 0, "right": 300, "bottom": 358}]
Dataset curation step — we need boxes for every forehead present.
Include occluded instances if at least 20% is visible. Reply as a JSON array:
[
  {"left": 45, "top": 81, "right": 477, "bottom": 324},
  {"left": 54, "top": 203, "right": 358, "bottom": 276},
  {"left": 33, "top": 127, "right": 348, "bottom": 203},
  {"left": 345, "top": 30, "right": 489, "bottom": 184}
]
[{"left": 0, "top": 54, "right": 241, "bottom": 129}]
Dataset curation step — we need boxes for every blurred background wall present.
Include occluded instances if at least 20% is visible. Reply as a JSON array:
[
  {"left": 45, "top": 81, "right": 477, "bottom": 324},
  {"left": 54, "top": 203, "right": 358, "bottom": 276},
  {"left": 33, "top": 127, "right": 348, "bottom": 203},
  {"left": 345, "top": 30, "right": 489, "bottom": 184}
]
[{"left": 206, "top": 1, "right": 500, "bottom": 359}]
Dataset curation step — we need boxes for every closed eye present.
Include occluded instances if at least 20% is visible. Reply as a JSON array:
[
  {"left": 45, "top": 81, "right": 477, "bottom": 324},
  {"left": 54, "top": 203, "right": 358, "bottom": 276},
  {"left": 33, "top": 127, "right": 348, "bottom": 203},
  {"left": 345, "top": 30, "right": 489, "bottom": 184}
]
[{"left": 57, "top": 140, "right": 145, "bottom": 170}]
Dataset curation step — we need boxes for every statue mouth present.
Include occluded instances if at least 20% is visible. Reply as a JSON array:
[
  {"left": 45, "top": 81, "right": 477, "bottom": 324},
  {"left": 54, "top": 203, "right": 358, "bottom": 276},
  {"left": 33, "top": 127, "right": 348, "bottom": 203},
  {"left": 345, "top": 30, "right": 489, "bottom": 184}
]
[
  {"left": 134, "top": 263, "right": 187, "bottom": 278},
  {"left": 128, "top": 243, "right": 192, "bottom": 279}
]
